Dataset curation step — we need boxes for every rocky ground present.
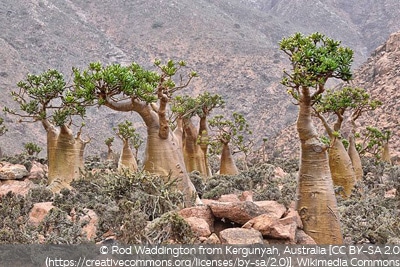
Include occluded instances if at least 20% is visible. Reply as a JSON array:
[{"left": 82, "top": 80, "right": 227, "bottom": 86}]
[{"left": 1, "top": 154, "right": 399, "bottom": 245}]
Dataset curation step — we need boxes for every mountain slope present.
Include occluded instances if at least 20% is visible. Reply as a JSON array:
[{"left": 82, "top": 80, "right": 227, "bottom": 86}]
[{"left": 0, "top": 0, "right": 399, "bottom": 158}]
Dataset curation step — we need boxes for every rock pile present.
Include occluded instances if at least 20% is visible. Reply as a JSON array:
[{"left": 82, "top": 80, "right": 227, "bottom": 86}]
[
  {"left": 0, "top": 161, "right": 46, "bottom": 196},
  {"left": 179, "top": 192, "right": 315, "bottom": 245}
]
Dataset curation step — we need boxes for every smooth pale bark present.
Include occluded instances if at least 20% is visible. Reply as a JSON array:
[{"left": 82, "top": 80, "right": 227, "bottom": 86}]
[
  {"left": 43, "top": 120, "right": 59, "bottom": 185},
  {"left": 118, "top": 140, "right": 138, "bottom": 172},
  {"left": 316, "top": 113, "right": 356, "bottom": 198},
  {"left": 182, "top": 118, "right": 208, "bottom": 176},
  {"left": 144, "top": 124, "right": 198, "bottom": 205},
  {"left": 106, "top": 144, "right": 115, "bottom": 161},
  {"left": 382, "top": 142, "right": 391, "bottom": 164},
  {"left": 105, "top": 98, "right": 199, "bottom": 206},
  {"left": 47, "top": 125, "right": 87, "bottom": 192},
  {"left": 219, "top": 143, "right": 239, "bottom": 175},
  {"left": 173, "top": 117, "right": 184, "bottom": 150},
  {"left": 199, "top": 116, "right": 212, "bottom": 177},
  {"left": 328, "top": 138, "right": 356, "bottom": 198},
  {"left": 296, "top": 87, "right": 343, "bottom": 244},
  {"left": 348, "top": 135, "right": 363, "bottom": 181}
]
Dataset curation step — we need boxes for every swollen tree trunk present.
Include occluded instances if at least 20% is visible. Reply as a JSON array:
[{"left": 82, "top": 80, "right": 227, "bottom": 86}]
[
  {"left": 118, "top": 140, "right": 138, "bottom": 172},
  {"left": 141, "top": 108, "right": 199, "bottom": 206},
  {"left": 199, "top": 116, "right": 212, "bottom": 177},
  {"left": 328, "top": 138, "right": 356, "bottom": 198},
  {"left": 43, "top": 120, "right": 59, "bottom": 185},
  {"left": 106, "top": 145, "right": 115, "bottom": 161},
  {"left": 317, "top": 113, "right": 356, "bottom": 198},
  {"left": 173, "top": 117, "right": 184, "bottom": 150},
  {"left": 296, "top": 87, "right": 343, "bottom": 244},
  {"left": 219, "top": 143, "right": 239, "bottom": 175},
  {"left": 105, "top": 98, "right": 199, "bottom": 206},
  {"left": 382, "top": 142, "right": 391, "bottom": 164},
  {"left": 347, "top": 135, "right": 363, "bottom": 181},
  {"left": 182, "top": 118, "right": 208, "bottom": 176},
  {"left": 47, "top": 125, "right": 87, "bottom": 192}
]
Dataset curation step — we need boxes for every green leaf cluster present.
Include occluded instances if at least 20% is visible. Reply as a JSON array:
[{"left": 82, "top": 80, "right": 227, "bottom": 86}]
[
  {"left": 171, "top": 92, "right": 224, "bottom": 119},
  {"left": 16, "top": 69, "right": 66, "bottom": 102},
  {"left": 357, "top": 127, "right": 391, "bottom": 160},
  {"left": 24, "top": 142, "right": 42, "bottom": 156},
  {"left": 5, "top": 69, "right": 85, "bottom": 126},
  {"left": 208, "top": 112, "right": 253, "bottom": 155},
  {"left": 104, "top": 137, "right": 114, "bottom": 146},
  {"left": 113, "top": 121, "right": 139, "bottom": 141},
  {"left": 280, "top": 32, "right": 353, "bottom": 96},
  {"left": 73, "top": 62, "right": 160, "bottom": 104},
  {"left": 315, "top": 87, "right": 382, "bottom": 113}
]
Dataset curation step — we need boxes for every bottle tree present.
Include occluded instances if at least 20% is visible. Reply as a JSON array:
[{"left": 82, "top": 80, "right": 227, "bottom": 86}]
[
  {"left": 113, "top": 120, "right": 142, "bottom": 172},
  {"left": 4, "top": 69, "right": 89, "bottom": 191},
  {"left": 72, "top": 60, "right": 199, "bottom": 205},
  {"left": 24, "top": 142, "right": 42, "bottom": 156},
  {"left": 104, "top": 137, "right": 115, "bottom": 161},
  {"left": 172, "top": 92, "right": 224, "bottom": 177},
  {"left": 280, "top": 32, "right": 353, "bottom": 244},
  {"left": 315, "top": 86, "right": 382, "bottom": 183},
  {"left": 208, "top": 112, "right": 252, "bottom": 175},
  {"left": 357, "top": 126, "right": 392, "bottom": 163}
]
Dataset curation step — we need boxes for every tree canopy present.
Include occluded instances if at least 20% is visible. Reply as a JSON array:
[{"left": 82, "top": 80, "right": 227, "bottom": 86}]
[{"left": 280, "top": 32, "right": 353, "bottom": 101}]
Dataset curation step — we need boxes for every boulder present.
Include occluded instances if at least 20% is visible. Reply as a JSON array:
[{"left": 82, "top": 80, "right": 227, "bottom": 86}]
[
  {"left": 274, "top": 166, "right": 287, "bottom": 179},
  {"left": 295, "top": 230, "right": 317, "bottom": 244},
  {"left": 239, "top": 191, "right": 253, "bottom": 201},
  {"left": 184, "top": 217, "right": 211, "bottom": 238},
  {"left": 254, "top": 200, "right": 287, "bottom": 219},
  {"left": 384, "top": 188, "right": 397, "bottom": 198},
  {"left": 179, "top": 205, "right": 214, "bottom": 232},
  {"left": 242, "top": 214, "right": 297, "bottom": 241},
  {"left": 204, "top": 233, "right": 221, "bottom": 244},
  {"left": 281, "top": 208, "right": 303, "bottom": 229},
  {"left": 0, "top": 162, "right": 29, "bottom": 180},
  {"left": 29, "top": 202, "right": 55, "bottom": 226},
  {"left": 0, "top": 179, "right": 36, "bottom": 196},
  {"left": 27, "top": 161, "right": 48, "bottom": 180},
  {"left": 218, "top": 194, "right": 240, "bottom": 202},
  {"left": 207, "top": 201, "right": 266, "bottom": 225},
  {"left": 81, "top": 208, "right": 99, "bottom": 241},
  {"left": 219, "top": 228, "right": 263, "bottom": 244}
]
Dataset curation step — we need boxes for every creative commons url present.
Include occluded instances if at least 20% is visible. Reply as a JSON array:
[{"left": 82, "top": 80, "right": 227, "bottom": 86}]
[{"left": 4, "top": 245, "right": 400, "bottom": 267}]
